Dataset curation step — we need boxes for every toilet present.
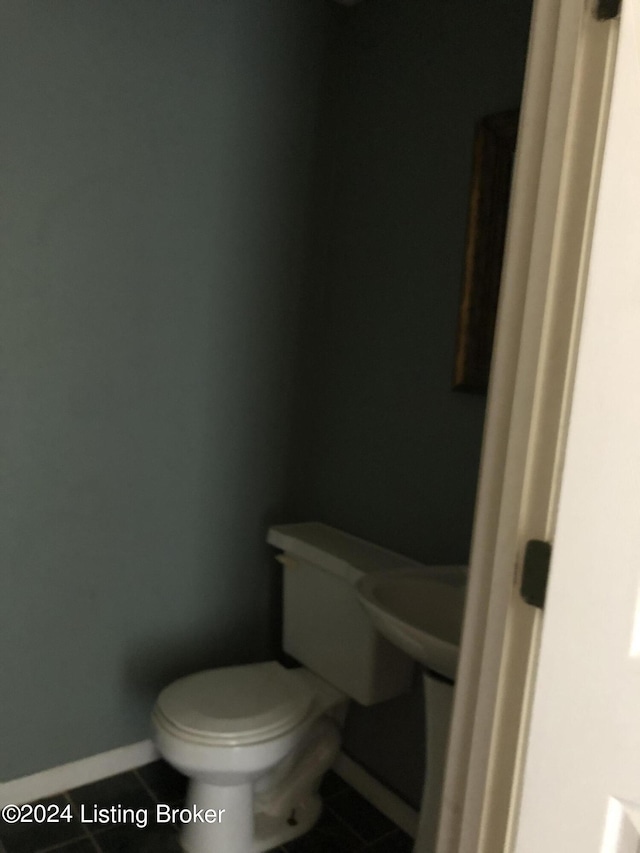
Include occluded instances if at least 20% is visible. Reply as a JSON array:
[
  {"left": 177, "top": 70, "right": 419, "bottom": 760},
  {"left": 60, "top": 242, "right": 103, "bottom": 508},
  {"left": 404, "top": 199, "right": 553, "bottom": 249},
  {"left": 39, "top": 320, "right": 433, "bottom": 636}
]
[{"left": 152, "top": 522, "right": 419, "bottom": 853}]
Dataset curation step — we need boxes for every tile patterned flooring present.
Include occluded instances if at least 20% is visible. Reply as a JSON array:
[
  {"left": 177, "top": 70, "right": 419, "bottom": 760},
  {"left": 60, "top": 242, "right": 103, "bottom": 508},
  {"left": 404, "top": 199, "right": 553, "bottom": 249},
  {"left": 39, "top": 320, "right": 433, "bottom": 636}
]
[{"left": 0, "top": 761, "right": 414, "bottom": 852}]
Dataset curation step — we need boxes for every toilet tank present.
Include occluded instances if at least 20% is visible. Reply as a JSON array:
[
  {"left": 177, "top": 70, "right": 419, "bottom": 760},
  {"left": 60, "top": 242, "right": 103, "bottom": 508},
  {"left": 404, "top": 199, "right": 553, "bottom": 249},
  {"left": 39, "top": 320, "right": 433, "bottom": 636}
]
[{"left": 267, "top": 523, "right": 421, "bottom": 706}]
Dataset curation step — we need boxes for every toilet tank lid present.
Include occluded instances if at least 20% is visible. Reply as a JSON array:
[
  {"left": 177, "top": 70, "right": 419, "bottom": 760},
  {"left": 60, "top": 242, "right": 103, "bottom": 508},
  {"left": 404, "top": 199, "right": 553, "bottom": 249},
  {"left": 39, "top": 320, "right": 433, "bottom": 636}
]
[{"left": 267, "top": 522, "right": 425, "bottom": 584}]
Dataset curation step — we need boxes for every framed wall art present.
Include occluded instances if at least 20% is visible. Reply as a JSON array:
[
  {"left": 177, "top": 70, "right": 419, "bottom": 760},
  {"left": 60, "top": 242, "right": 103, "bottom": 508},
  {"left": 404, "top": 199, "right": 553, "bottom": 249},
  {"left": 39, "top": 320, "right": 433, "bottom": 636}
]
[{"left": 453, "top": 110, "right": 519, "bottom": 393}]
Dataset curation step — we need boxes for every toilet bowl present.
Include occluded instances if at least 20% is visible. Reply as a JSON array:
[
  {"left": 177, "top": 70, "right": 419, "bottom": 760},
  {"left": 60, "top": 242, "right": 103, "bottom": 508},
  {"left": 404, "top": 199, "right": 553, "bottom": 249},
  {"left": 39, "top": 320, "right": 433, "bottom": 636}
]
[
  {"left": 152, "top": 662, "right": 345, "bottom": 853},
  {"left": 152, "top": 523, "right": 420, "bottom": 853}
]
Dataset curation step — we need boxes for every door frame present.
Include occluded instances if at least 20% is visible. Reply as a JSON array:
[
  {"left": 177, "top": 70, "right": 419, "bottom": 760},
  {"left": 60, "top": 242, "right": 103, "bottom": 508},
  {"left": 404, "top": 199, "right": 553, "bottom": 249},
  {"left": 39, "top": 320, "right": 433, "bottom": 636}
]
[{"left": 437, "top": 1, "right": 622, "bottom": 851}]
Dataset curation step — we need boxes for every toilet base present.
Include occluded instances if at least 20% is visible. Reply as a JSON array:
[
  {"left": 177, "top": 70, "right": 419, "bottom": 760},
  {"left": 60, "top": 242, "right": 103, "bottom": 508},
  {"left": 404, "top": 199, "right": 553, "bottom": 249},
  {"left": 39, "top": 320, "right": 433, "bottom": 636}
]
[
  {"left": 254, "top": 795, "right": 322, "bottom": 852},
  {"left": 178, "top": 779, "right": 322, "bottom": 853},
  {"left": 180, "top": 780, "right": 253, "bottom": 853}
]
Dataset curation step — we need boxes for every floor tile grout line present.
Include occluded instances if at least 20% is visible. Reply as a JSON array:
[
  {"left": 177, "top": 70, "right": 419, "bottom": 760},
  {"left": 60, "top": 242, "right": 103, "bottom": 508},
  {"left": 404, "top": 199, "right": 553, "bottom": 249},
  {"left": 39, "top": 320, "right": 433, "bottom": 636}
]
[
  {"left": 363, "top": 827, "right": 406, "bottom": 844},
  {"left": 325, "top": 800, "right": 373, "bottom": 846},
  {"left": 133, "top": 769, "right": 184, "bottom": 838},
  {"left": 26, "top": 792, "right": 95, "bottom": 853},
  {"left": 359, "top": 828, "right": 408, "bottom": 850},
  {"left": 326, "top": 798, "right": 405, "bottom": 848},
  {"left": 132, "top": 768, "right": 160, "bottom": 804},
  {"left": 87, "top": 833, "right": 103, "bottom": 853},
  {"left": 36, "top": 834, "right": 93, "bottom": 853},
  {"left": 63, "top": 790, "right": 96, "bottom": 846}
]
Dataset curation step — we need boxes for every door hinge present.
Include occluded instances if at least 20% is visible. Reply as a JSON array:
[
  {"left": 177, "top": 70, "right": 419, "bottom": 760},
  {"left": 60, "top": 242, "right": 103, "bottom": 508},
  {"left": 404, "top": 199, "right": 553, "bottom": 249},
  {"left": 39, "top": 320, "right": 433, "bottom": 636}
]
[
  {"left": 520, "top": 539, "right": 552, "bottom": 609},
  {"left": 594, "top": 0, "right": 621, "bottom": 20}
]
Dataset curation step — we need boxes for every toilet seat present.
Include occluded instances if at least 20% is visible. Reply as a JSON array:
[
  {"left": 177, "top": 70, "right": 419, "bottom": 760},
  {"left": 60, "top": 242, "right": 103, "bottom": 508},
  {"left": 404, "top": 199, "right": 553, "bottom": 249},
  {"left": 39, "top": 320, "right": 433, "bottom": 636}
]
[{"left": 154, "top": 662, "right": 315, "bottom": 747}]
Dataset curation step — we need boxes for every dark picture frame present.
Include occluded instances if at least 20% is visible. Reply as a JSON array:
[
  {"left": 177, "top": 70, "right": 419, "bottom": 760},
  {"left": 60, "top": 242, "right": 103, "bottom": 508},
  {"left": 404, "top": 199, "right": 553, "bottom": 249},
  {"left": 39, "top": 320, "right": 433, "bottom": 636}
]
[{"left": 453, "top": 110, "right": 519, "bottom": 393}]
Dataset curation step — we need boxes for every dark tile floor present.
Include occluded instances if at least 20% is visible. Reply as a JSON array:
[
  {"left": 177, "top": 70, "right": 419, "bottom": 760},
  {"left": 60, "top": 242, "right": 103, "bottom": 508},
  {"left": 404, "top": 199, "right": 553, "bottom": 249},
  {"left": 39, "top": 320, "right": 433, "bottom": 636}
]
[{"left": 0, "top": 761, "right": 413, "bottom": 852}]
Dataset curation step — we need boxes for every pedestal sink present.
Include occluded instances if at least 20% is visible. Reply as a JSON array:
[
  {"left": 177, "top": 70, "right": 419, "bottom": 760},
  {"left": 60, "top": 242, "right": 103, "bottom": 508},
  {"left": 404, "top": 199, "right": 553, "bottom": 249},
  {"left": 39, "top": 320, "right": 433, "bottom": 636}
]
[{"left": 357, "top": 566, "right": 467, "bottom": 853}]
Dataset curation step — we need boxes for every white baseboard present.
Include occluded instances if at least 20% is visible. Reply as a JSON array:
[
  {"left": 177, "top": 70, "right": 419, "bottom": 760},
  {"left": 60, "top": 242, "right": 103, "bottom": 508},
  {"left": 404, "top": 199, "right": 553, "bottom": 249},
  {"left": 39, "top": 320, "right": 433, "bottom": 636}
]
[
  {"left": 333, "top": 751, "right": 419, "bottom": 838},
  {"left": 0, "top": 740, "right": 158, "bottom": 807}
]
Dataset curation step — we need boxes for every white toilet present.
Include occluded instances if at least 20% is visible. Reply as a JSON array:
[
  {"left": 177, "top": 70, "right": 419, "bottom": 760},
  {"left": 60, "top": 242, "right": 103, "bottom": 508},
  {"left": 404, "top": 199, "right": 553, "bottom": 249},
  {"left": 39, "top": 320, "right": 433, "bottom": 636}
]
[{"left": 152, "top": 523, "right": 419, "bottom": 853}]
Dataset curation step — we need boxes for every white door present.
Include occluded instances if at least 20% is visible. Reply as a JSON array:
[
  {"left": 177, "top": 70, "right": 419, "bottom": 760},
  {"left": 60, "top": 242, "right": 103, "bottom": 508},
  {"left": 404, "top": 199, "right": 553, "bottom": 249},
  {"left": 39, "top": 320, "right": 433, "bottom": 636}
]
[{"left": 513, "top": 0, "right": 640, "bottom": 849}]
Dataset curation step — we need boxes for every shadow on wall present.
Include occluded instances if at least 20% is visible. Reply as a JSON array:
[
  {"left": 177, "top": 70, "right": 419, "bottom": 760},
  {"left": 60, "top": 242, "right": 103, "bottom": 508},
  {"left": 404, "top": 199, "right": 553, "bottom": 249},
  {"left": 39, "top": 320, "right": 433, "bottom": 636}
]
[
  {"left": 280, "top": 0, "right": 532, "bottom": 807},
  {"left": 282, "top": 0, "right": 528, "bottom": 562}
]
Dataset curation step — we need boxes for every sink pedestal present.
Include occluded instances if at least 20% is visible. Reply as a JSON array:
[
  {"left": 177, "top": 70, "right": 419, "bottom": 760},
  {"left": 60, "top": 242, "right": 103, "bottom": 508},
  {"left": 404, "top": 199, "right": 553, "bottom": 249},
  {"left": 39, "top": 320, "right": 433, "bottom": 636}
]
[
  {"left": 354, "top": 566, "right": 466, "bottom": 853},
  {"left": 414, "top": 672, "right": 454, "bottom": 853}
]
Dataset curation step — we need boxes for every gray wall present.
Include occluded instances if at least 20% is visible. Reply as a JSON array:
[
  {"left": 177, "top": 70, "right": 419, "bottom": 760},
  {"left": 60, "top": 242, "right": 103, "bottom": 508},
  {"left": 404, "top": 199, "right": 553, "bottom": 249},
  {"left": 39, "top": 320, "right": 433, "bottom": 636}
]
[
  {"left": 288, "top": 0, "right": 532, "bottom": 806},
  {"left": 0, "top": 0, "right": 327, "bottom": 781}
]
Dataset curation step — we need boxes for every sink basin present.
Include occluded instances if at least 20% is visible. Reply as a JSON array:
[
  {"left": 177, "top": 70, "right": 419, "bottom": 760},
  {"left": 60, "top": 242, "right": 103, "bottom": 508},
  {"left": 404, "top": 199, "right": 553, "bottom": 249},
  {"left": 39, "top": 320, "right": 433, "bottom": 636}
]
[{"left": 356, "top": 566, "right": 467, "bottom": 680}]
